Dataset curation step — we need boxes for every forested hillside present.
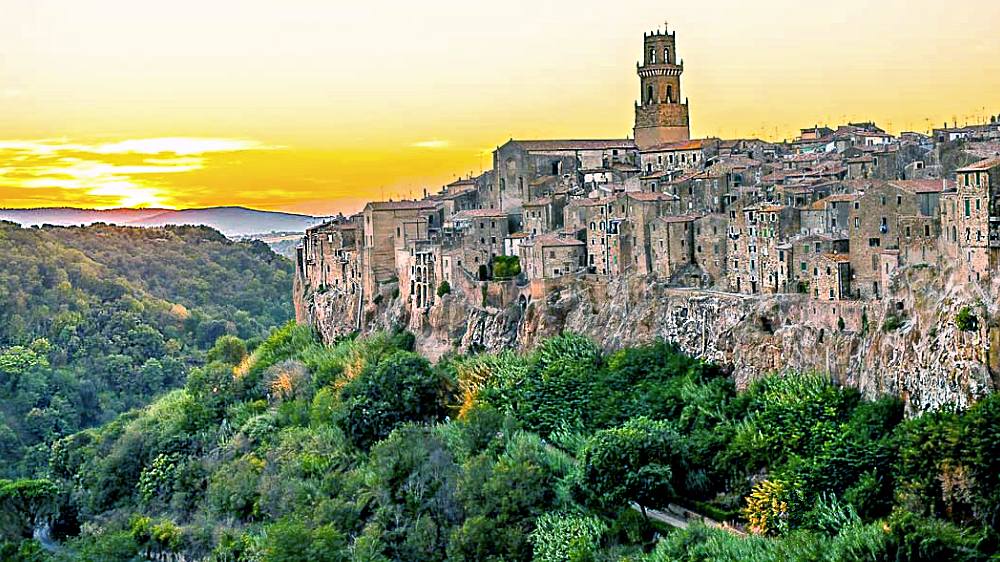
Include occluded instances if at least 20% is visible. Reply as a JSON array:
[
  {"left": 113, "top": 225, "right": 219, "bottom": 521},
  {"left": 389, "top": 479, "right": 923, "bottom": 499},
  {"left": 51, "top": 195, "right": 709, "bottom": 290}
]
[
  {"left": 0, "top": 222, "right": 293, "bottom": 478},
  {"left": 3, "top": 326, "right": 997, "bottom": 561}
]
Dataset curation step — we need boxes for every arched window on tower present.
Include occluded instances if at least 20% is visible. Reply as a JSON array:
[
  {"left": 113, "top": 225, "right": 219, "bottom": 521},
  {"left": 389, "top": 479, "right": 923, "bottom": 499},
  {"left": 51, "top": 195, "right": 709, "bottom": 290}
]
[
  {"left": 664, "top": 48, "right": 670, "bottom": 63},
  {"left": 646, "top": 85, "right": 653, "bottom": 104},
  {"left": 649, "top": 48, "right": 656, "bottom": 63},
  {"left": 666, "top": 85, "right": 673, "bottom": 103}
]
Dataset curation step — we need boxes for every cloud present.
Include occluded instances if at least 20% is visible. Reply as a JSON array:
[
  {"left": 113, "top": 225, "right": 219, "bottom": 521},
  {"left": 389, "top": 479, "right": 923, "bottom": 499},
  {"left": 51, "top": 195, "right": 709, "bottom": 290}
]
[
  {"left": 0, "top": 137, "right": 278, "bottom": 209},
  {"left": 410, "top": 140, "right": 450, "bottom": 149}
]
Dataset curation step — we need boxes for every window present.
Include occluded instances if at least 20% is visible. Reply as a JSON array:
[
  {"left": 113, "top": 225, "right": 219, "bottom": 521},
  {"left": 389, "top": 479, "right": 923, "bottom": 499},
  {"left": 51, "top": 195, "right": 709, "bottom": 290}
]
[
  {"left": 965, "top": 199, "right": 971, "bottom": 217},
  {"left": 666, "top": 85, "right": 673, "bottom": 103},
  {"left": 896, "top": 195, "right": 902, "bottom": 206}
]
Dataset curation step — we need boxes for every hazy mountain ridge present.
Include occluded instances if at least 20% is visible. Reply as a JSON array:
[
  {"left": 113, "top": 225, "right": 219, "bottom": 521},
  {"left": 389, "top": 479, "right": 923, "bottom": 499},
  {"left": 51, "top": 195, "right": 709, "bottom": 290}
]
[{"left": 0, "top": 206, "right": 331, "bottom": 236}]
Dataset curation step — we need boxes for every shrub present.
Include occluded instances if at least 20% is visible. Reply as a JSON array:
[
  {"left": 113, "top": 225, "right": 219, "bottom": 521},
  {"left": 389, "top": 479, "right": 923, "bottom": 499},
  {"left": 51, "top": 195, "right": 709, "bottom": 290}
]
[
  {"left": 436, "top": 280, "right": 451, "bottom": 297},
  {"left": 955, "top": 306, "right": 978, "bottom": 332},
  {"left": 882, "top": 313, "right": 904, "bottom": 332},
  {"left": 743, "top": 479, "right": 800, "bottom": 536},
  {"left": 529, "top": 512, "right": 606, "bottom": 562},
  {"left": 492, "top": 256, "right": 521, "bottom": 279}
]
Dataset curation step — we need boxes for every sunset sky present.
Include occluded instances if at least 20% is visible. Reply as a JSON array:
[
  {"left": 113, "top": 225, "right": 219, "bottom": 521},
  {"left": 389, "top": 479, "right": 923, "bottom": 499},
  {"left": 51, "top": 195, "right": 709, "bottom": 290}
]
[{"left": 2, "top": 0, "right": 999, "bottom": 215}]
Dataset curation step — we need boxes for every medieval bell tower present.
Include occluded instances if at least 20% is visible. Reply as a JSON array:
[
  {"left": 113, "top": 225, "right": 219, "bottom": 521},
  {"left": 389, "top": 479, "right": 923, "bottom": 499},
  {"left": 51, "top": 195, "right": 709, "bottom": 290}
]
[{"left": 633, "top": 24, "right": 691, "bottom": 150}]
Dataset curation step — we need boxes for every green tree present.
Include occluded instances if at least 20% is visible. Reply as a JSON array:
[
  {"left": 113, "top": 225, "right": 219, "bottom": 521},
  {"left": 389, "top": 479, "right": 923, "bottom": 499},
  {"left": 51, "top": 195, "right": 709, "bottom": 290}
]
[
  {"left": 0, "top": 479, "right": 58, "bottom": 539},
  {"left": 341, "top": 351, "right": 451, "bottom": 449},
  {"left": 207, "top": 335, "right": 248, "bottom": 365},
  {"left": 573, "top": 417, "right": 687, "bottom": 516}
]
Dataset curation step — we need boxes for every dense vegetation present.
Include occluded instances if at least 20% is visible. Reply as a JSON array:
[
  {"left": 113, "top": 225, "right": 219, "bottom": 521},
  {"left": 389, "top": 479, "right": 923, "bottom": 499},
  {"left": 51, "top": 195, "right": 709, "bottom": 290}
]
[
  {"left": 0, "top": 222, "right": 293, "bottom": 478},
  {"left": 3, "top": 324, "right": 997, "bottom": 561}
]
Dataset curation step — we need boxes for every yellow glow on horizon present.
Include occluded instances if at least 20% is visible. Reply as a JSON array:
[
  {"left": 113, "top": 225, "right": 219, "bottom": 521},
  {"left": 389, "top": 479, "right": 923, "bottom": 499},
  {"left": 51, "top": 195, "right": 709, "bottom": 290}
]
[
  {"left": 0, "top": 137, "right": 278, "bottom": 209},
  {"left": 1, "top": 0, "right": 998, "bottom": 213}
]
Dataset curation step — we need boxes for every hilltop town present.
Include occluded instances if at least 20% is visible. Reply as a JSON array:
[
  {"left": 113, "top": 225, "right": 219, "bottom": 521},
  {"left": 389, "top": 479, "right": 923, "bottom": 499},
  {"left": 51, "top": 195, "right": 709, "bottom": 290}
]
[{"left": 295, "top": 24, "right": 1000, "bottom": 410}]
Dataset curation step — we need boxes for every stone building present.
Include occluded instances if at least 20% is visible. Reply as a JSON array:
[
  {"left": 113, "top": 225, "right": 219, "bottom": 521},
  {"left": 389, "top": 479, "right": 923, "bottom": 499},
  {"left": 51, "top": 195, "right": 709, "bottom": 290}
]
[
  {"left": 633, "top": 25, "right": 690, "bottom": 150},
  {"left": 808, "top": 253, "right": 852, "bottom": 301},
  {"left": 361, "top": 200, "right": 443, "bottom": 296},
  {"left": 302, "top": 221, "right": 361, "bottom": 294},
  {"left": 523, "top": 194, "right": 568, "bottom": 236},
  {"left": 396, "top": 239, "right": 439, "bottom": 312},
  {"left": 639, "top": 139, "right": 716, "bottom": 174},
  {"left": 691, "top": 214, "right": 729, "bottom": 286},
  {"left": 649, "top": 215, "right": 694, "bottom": 279},
  {"left": 940, "top": 157, "right": 1000, "bottom": 282},
  {"left": 520, "top": 233, "right": 587, "bottom": 279},
  {"left": 847, "top": 181, "right": 919, "bottom": 298},
  {"left": 492, "top": 139, "right": 637, "bottom": 210},
  {"left": 449, "top": 208, "right": 511, "bottom": 278},
  {"left": 727, "top": 204, "right": 800, "bottom": 294}
]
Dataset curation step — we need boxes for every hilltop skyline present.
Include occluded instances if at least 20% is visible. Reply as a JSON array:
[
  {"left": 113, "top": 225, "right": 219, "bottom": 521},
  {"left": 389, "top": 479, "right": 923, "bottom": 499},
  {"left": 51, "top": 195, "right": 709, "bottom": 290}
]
[{"left": 2, "top": 0, "right": 999, "bottom": 213}]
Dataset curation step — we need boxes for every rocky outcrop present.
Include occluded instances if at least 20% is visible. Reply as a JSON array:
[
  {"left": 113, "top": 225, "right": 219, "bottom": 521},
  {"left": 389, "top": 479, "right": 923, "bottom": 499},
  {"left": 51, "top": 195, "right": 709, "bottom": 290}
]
[{"left": 296, "top": 263, "right": 997, "bottom": 414}]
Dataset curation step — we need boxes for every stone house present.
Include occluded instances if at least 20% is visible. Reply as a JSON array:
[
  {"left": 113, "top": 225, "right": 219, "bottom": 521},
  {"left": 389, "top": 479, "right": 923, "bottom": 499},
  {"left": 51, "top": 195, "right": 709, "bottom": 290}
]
[
  {"left": 639, "top": 138, "right": 717, "bottom": 175},
  {"left": 846, "top": 181, "right": 919, "bottom": 299},
  {"left": 940, "top": 157, "right": 1000, "bottom": 282},
  {"left": 520, "top": 233, "right": 587, "bottom": 279},
  {"left": 361, "top": 200, "right": 443, "bottom": 296},
  {"left": 449, "top": 208, "right": 511, "bottom": 278},
  {"left": 807, "top": 253, "right": 852, "bottom": 301},
  {"left": 649, "top": 215, "right": 695, "bottom": 279},
  {"left": 492, "top": 139, "right": 638, "bottom": 210},
  {"left": 523, "top": 194, "right": 568, "bottom": 236}
]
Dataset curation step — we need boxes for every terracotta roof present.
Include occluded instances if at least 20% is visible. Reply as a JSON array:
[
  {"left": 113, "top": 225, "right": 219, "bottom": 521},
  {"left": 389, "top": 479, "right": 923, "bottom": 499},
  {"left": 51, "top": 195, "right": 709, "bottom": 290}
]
[
  {"left": 642, "top": 139, "right": 705, "bottom": 152},
  {"left": 510, "top": 139, "right": 636, "bottom": 151},
  {"left": 827, "top": 193, "right": 859, "bottom": 202},
  {"left": 453, "top": 209, "right": 508, "bottom": 219},
  {"left": 530, "top": 175, "right": 558, "bottom": 186},
  {"left": 366, "top": 200, "right": 439, "bottom": 211},
  {"left": 627, "top": 192, "right": 675, "bottom": 202},
  {"left": 524, "top": 197, "right": 553, "bottom": 207},
  {"left": 657, "top": 215, "right": 697, "bottom": 224},
  {"left": 640, "top": 169, "right": 671, "bottom": 180},
  {"left": 533, "top": 233, "right": 585, "bottom": 247},
  {"left": 889, "top": 179, "right": 950, "bottom": 194},
  {"left": 957, "top": 157, "right": 1000, "bottom": 172},
  {"left": 823, "top": 253, "right": 852, "bottom": 263}
]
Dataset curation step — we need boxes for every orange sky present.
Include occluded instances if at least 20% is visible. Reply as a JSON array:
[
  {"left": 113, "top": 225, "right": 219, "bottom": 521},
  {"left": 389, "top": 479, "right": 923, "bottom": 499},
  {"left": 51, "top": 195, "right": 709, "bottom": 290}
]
[{"left": 2, "top": 0, "right": 999, "bottom": 215}]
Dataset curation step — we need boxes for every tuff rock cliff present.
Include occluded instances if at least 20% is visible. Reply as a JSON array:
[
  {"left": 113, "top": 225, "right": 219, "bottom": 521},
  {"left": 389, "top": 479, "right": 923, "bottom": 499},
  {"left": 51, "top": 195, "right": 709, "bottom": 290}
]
[{"left": 295, "top": 262, "right": 997, "bottom": 415}]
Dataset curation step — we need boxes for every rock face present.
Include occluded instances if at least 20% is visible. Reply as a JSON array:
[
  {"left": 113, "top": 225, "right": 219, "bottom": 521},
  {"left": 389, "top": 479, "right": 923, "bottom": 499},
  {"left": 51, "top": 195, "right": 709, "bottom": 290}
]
[{"left": 296, "top": 263, "right": 997, "bottom": 414}]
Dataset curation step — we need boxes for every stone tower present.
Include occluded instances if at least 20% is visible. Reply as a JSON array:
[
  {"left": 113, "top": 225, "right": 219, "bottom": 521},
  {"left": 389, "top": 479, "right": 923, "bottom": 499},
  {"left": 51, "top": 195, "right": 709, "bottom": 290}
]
[{"left": 633, "top": 24, "right": 691, "bottom": 150}]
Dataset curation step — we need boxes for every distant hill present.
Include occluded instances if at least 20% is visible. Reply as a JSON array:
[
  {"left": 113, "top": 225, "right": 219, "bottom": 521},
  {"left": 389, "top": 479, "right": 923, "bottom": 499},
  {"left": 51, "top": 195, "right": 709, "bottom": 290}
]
[{"left": 0, "top": 206, "right": 330, "bottom": 236}]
